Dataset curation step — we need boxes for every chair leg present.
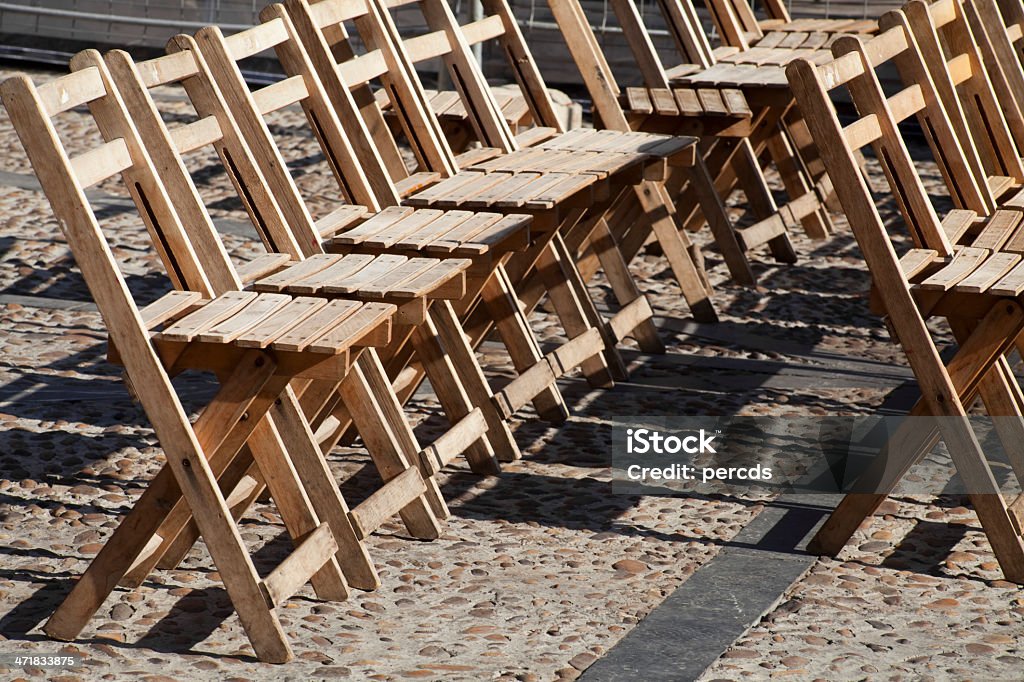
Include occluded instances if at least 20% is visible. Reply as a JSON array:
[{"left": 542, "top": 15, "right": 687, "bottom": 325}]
[
  {"left": 589, "top": 217, "right": 666, "bottom": 354},
  {"left": 810, "top": 306, "right": 1024, "bottom": 582},
  {"left": 339, "top": 350, "right": 446, "bottom": 535},
  {"left": 428, "top": 300, "right": 521, "bottom": 465},
  {"left": 733, "top": 139, "right": 798, "bottom": 265},
  {"left": 480, "top": 264, "right": 571, "bottom": 424},
  {"left": 765, "top": 125, "right": 831, "bottom": 239},
  {"left": 410, "top": 306, "right": 509, "bottom": 469},
  {"left": 633, "top": 180, "right": 718, "bottom": 322},
  {"left": 536, "top": 238, "right": 617, "bottom": 387},
  {"left": 46, "top": 351, "right": 297, "bottom": 663}
]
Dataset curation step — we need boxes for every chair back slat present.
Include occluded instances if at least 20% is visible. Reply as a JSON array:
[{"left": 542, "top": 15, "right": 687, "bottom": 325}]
[
  {"left": 36, "top": 66, "right": 106, "bottom": 116},
  {"left": 69, "top": 137, "right": 133, "bottom": 189}
]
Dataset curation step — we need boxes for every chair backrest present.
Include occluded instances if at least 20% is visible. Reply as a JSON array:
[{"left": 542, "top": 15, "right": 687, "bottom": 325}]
[
  {"left": 357, "top": 0, "right": 557, "bottom": 153},
  {"left": 105, "top": 11, "right": 384, "bottom": 266},
  {"left": 788, "top": 28, "right": 961, "bottom": 257},
  {"left": 826, "top": 22, "right": 999, "bottom": 220},
  {"left": 965, "top": 0, "right": 1024, "bottom": 138},
  {"left": 0, "top": 64, "right": 222, "bottom": 448},
  {"left": 896, "top": 0, "right": 1024, "bottom": 187},
  {"left": 285, "top": 0, "right": 461, "bottom": 179},
  {"left": 654, "top": 0, "right": 719, "bottom": 69},
  {"left": 543, "top": 0, "right": 668, "bottom": 131}
]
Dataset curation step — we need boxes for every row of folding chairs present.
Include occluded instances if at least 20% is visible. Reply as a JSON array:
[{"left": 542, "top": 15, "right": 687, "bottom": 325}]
[
  {"left": 4, "top": 0, "right": 1002, "bottom": 664},
  {"left": 0, "top": 0, "right": 858, "bottom": 663}
]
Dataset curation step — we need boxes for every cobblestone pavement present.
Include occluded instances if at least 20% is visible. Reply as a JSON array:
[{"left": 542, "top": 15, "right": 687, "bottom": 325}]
[{"left": 0, "top": 63, "right": 1021, "bottom": 681}]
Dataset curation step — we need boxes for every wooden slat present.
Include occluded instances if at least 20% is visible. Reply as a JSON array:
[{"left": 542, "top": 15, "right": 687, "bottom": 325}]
[
  {"left": 223, "top": 18, "right": 289, "bottom": 60},
  {"left": 37, "top": 67, "right": 105, "bottom": 116},
  {"left": 990, "top": 260, "right": 1024, "bottom": 295},
  {"left": 331, "top": 206, "right": 416, "bottom": 245},
  {"left": 236, "top": 253, "right": 293, "bottom": 284},
  {"left": 135, "top": 50, "right": 198, "bottom": 88},
  {"left": 362, "top": 209, "right": 447, "bottom": 248},
  {"left": 356, "top": 258, "right": 439, "bottom": 297},
  {"left": 307, "top": 302, "right": 395, "bottom": 353},
  {"left": 198, "top": 293, "right": 292, "bottom": 343},
  {"left": 391, "top": 210, "right": 475, "bottom": 250},
  {"left": 271, "top": 299, "right": 362, "bottom": 352},
  {"left": 383, "top": 259, "right": 468, "bottom": 299},
  {"left": 942, "top": 209, "right": 978, "bottom": 243},
  {"left": 674, "top": 88, "right": 702, "bottom": 116},
  {"left": 315, "top": 205, "right": 369, "bottom": 239},
  {"left": 70, "top": 138, "right": 133, "bottom": 189},
  {"left": 955, "top": 252, "right": 1021, "bottom": 293},
  {"left": 140, "top": 291, "right": 203, "bottom": 330},
  {"left": 158, "top": 291, "right": 258, "bottom": 343},
  {"left": 337, "top": 49, "right": 389, "bottom": 87},
  {"left": 284, "top": 254, "right": 377, "bottom": 295},
  {"left": 252, "top": 75, "right": 309, "bottom": 115},
  {"left": 169, "top": 116, "right": 223, "bottom": 155},
  {"left": 321, "top": 254, "right": 408, "bottom": 294},
  {"left": 625, "top": 87, "right": 653, "bottom": 115},
  {"left": 253, "top": 254, "right": 344, "bottom": 293},
  {"left": 423, "top": 212, "right": 505, "bottom": 255},
  {"left": 899, "top": 248, "right": 939, "bottom": 280},
  {"left": 843, "top": 115, "right": 882, "bottom": 149},
  {"left": 462, "top": 15, "right": 506, "bottom": 45},
  {"left": 348, "top": 467, "right": 426, "bottom": 540},
  {"left": 918, "top": 247, "right": 991, "bottom": 290},
  {"left": 260, "top": 524, "right": 338, "bottom": 607},
  {"left": 971, "top": 210, "right": 1023, "bottom": 251},
  {"left": 697, "top": 89, "right": 729, "bottom": 115},
  {"left": 235, "top": 297, "right": 329, "bottom": 348}
]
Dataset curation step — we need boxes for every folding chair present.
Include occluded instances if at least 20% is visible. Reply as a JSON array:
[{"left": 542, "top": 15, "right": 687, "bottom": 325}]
[
  {"left": 604, "top": 0, "right": 837, "bottom": 246},
  {"left": 288, "top": 0, "right": 719, "bottom": 335},
  {"left": 1, "top": 66, "right": 444, "bottom": 662},
  {"left": 72, "top": 43, "right": 528, "bottom": 596},
  {"left": 539, "top": 0, "right": 805, "bottom": 287},
  {"left": 787, "top": 33, "right": 1024, "bottom": 583}
]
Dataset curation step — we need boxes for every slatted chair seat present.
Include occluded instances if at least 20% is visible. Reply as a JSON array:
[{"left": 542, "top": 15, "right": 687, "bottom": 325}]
[
  {"left": 621, "top": 85, "right": 753, "bottom": 120},
  {"left": 546, "top": 0, "right": 820, "bottom": 287},
  {"left": 251, "top": 251, "right": 470, "bottom": 301},
  {"left": 104, "top": 18, "right": 530, "bottom": 477},
  {"left": 328, "top": 207, "right": 530, "bottom": 257},
  {"left": 757, "top": 18, "right": 879, "bottom": 35},
  {"left": 304, "top": 0, "right": 716, "bottom": 329}
]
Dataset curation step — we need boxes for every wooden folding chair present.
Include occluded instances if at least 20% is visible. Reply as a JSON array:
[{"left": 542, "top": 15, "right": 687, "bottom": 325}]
[
  {"left": 787, "top": 35, "right": 1024, "bottom": 583},
  {"left": 1, "top": 65, "right": 444, "bottom": 662},
  {"left": 71, "top": 43, "right": 525, "bottom": 594},
  {"left": 603, "top": 0, "right": 837, "bottom": 246},
  {"left": 537, "top": 0, "right": 806, "bottom": 287},
  {"left": 287, "top": 0, "right": 719, "bottom": 335}
]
